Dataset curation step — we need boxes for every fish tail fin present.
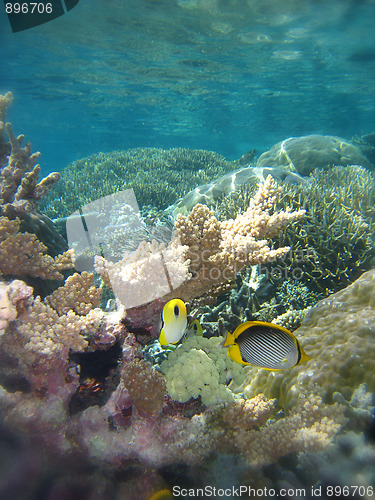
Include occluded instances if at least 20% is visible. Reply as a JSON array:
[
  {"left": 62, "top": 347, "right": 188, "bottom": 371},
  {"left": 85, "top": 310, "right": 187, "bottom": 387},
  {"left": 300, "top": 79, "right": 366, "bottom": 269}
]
[{"left": 299, "top": 347, "right": 311, "bottom": 364}]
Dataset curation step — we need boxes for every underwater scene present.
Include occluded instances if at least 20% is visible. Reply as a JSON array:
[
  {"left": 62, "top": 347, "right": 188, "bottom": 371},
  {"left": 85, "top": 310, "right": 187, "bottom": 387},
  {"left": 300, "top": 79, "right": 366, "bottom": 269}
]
[{"left": 1, "top": 0, "right": 375, "bottom": 499}]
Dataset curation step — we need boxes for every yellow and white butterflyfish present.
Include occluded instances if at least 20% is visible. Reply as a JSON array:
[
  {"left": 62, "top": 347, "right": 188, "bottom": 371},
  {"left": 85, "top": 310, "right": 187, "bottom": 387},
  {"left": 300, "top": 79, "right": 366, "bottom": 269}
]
[
  {"left": 159, "top": 299, "right": 188, "bottom": 346},
  {"left": 224, "top": 320, "right": 310, "bottom": 370}
]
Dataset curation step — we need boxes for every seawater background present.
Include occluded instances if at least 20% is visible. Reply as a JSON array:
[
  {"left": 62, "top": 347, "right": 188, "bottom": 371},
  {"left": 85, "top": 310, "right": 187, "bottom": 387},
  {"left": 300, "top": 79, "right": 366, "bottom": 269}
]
[{"left": 0, "top": 0, "right": 375, "bottom": 175}]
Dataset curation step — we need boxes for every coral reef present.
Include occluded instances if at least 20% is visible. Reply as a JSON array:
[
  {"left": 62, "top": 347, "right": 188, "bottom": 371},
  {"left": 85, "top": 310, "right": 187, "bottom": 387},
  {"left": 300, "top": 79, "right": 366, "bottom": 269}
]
[
  {"left": 196, "top": 265, "right": 322, "bottom": 341},
  {"left": 174, "top": 165, "right": 305, "bottom": 217},
  {"left": 239, "top": 269, "right": 375, "bottom": 410},
  {"left": 0, "top": 216, "right": 73, "bottom": 280},
  {"left": 273, "top": 165, "right": 375, "bottom": 294},
  {"left": 160, "top": 336, "right": 245, "bottom": 406},
  {"left": 1, "top": 275, "right": 104, "bottom": 367},
  {"left": 257, "top": 134, "right": 373, "bottom": 174},
  {"left": 0, "top": 93, "right": 73, "bottom": 294},
  {"left": 94, "top": 175, "right": 305, "bottom": 335},
  {"left": 39, "top": 148, "right": 239, "bottom": 219},
  {"left": 232, "top": 393, "right": 348, "bottom": 468},
  {"left": 0, "top": 95, "right": 60, "bottom": 218},
  {"left": 1, "top": 92, "right": 373, "bottom": 498},
  {"left": 216, "top": 165, "right": 375, "bottom": 295}
]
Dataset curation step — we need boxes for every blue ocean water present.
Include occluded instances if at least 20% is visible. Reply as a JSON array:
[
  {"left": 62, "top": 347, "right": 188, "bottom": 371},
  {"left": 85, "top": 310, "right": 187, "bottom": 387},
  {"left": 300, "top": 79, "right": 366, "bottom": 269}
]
[{"left": 0, "top": 0, "right": 375, "bottom": 174}]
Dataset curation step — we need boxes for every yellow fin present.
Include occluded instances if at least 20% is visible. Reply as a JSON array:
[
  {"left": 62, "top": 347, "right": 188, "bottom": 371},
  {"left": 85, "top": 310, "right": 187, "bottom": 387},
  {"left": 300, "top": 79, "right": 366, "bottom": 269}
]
[
  {"left": 298, "top": 346, "right": 311, "bottom": 365},
  {"left": 223, "top": 331, "right": 235, "bottom": 347},
  {"left": 227, "top": 344, "right": 250, "bottom": 365},
  {"left": 159, "top": 329, "right": 168, "bottom": 346}
]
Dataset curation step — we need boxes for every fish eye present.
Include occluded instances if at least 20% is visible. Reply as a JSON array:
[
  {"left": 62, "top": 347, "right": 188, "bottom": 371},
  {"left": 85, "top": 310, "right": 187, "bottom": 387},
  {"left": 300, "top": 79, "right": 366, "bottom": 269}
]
[
  {"left": 193, "top": 323, "right": 198, "bottom": 332},
  {"left": 174, "top": 305, "right": 180, "bottom": 317}
]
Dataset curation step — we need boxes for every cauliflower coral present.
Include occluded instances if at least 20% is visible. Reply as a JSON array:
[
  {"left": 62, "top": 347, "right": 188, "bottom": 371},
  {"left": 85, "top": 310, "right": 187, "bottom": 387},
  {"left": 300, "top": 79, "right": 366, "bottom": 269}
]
[{"left": 160, "top": 336, "right": 245, "bottom": 406}]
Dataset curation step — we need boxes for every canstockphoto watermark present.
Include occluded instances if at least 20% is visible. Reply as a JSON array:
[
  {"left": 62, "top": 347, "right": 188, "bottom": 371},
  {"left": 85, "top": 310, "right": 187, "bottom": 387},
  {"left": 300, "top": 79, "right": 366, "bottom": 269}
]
[{"left": 258, "top": 247, "right": 318, "bottom": 282}]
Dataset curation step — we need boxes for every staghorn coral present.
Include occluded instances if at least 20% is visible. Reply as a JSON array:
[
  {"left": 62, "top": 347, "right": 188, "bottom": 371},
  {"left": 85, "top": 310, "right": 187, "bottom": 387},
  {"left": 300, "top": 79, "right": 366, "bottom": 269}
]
[
  {"left": 239, "top": 269, "right": 375, "bottom": 411},
  {"left": 216, "top": 165, "right": 375, "bottom": 295},
  {"left": 272, "top": 165, "right": 375, "bottom": 294},
  {"left": 40, "top": 148, "right": 239, "bottom": 219},
  {"left": 0, "top": 216, "right": 74, "bottom": 280},
  {"left": 123, "top": 359, "right": 166, "bottom": 415}
]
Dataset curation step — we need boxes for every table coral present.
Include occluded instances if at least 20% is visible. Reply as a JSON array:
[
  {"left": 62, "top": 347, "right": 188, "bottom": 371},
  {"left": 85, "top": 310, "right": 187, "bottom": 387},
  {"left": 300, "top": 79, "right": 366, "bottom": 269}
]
[
  {"left": 240, "top": 269, "right": 375, "bottom": 411},
  {"left": 40, "top": 147, "right": 238, "bottom": 219}
]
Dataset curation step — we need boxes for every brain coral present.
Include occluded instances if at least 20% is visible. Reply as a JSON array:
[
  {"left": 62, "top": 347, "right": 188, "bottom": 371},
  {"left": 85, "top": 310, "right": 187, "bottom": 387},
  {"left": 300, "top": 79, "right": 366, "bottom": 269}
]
[
  {"left": 256, "top": 134, "right": 373, "bottom": 175},
  {"left": 240, "top": 269, "right": 375, "bottom": 411}
]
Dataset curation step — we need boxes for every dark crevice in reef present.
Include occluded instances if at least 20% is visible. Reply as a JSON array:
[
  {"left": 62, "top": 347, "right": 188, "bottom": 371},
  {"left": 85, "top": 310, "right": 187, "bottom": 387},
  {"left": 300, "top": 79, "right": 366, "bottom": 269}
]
[
  {"left": 69, "top": 343, "right": 122, "bottom": 415},
  {"left": 0, "top": 349, "right": 31, "bottom": 393}
]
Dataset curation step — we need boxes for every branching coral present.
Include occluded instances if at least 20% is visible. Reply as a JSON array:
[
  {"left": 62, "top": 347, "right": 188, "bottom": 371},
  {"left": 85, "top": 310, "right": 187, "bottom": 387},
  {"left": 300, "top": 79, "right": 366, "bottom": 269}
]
[
  {"left": 216, "top": 165, "right": 375, "bottom": 295},
  {"left": 95, "top": 176, "right": 305, "bottom": 335},
  {"left": 173, "top": 176, "right": 305, "bottom": 300},
  {"left": 1, "top": 281, "right": 104, "bottom": 366},
  {"left": 39, "top": 148, "right": 239, "bottom": 219},
  {"left": 0, "top": 216, "right": 74, "bottom": 280},
  {"left": 0, "top": 279, "right": 33, "bottom": 335},
  {"left": 234, "top": 393, "right": 348, "bottom": 467},
  {"left": 44, "top": 271, "right": 102, "bottom": 315},
  {"left": 0, "top": 93, "right": 60, "bottom": 217},
  {"left": 273, "top": 165, "right": 375, "bottom": 294}
]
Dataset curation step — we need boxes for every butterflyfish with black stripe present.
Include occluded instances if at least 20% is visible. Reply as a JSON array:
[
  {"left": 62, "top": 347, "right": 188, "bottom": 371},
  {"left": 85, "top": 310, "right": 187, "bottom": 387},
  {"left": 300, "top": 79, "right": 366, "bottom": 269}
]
[
  {"left": 159, "top": 299, "right": 204, "bottom": 346},
  {"left": 159, "top": 299, "right": 188, "bottom": 346},
  {"left": 223, "top": 321, "right": 310, "bottom": 370}
]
